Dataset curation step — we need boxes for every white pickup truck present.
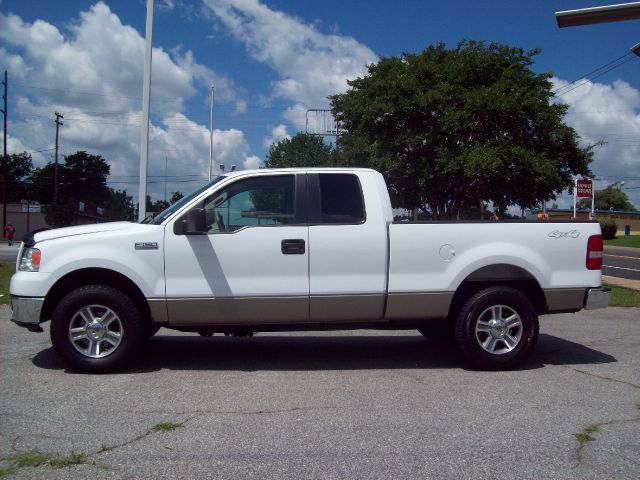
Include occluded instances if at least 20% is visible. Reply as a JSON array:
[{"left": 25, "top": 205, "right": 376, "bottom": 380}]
[{"left": 10, "top": 168, "right": 610, "bottom": 372}]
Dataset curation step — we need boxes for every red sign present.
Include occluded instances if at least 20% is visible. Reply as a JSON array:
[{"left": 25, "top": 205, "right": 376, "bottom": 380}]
[{"left": 576, "top": 179, "right": 593, "bottom": 198}]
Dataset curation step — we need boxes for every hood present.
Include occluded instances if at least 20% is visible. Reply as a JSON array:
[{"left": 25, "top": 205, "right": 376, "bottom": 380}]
[{"left": 31, "top": 222, "right": 134, "bottom": 244}]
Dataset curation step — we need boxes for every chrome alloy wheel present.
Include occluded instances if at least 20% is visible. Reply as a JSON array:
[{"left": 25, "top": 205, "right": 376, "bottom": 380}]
[
  {"left": 474, "top": 304, "right": 523, "bottom": 355},
  {"left": 68, "top": 305, "right": 123, "bottom": 358}
]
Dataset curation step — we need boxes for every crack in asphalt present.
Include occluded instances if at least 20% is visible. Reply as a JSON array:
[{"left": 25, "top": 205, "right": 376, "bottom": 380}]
[
  {"left": 94, "top": 412, "right": 204, "bottom": 455},
  {"left": 569, "top": 367, "right": 640, "bottom": 390},
  {"left": 90, "top": 405, "right": 317, "bottom": 457},
  {"left": 574, "top": 416, "right": 640, "bottom": 466},
  {"left": 2, "top": 402, "right": 354, "bottom": 475}
]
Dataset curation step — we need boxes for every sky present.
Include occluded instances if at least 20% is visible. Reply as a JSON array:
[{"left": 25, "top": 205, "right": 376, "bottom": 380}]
[{"left": 1, "top": 0, "right": 639, "bottom": 209}]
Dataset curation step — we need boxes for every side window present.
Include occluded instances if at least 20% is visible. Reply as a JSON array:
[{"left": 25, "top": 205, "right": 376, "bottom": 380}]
[
  {"left": 203, "top": 175, "right": 295, "bottom": 233},
  {"left": 319, "top": 174, "right": 365, "bottom": 224}
]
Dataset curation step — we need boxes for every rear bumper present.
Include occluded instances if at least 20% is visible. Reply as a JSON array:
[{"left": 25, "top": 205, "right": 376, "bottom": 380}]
[
  {"left": 584, "top": 287, "right": 611, "bottom": 310},
  {"left": 10, "top": 296, "right": 45, "bottom": 330}
]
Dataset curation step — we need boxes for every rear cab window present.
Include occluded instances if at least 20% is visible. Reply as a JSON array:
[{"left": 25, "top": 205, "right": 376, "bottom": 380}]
[{"left": 315, "top": 173, "right": 366, "bottom": 225}]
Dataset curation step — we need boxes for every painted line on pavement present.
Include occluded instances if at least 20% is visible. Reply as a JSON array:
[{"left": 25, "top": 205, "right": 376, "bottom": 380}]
[
  {"left": 603, "top": 253, "right": 640, "bottom": 261},
  {"left": 603, "top": 265, "right": 640, "bottom": 273}
]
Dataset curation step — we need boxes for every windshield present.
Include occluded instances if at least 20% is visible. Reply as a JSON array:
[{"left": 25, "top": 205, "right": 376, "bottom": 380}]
[{"left": 142, "top": 176, "right": 226, "bottom": 225}]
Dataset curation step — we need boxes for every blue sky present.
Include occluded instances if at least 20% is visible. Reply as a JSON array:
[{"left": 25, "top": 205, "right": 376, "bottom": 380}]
[{"left": 1, "top": 0, "right": 639, "bottom": 207}]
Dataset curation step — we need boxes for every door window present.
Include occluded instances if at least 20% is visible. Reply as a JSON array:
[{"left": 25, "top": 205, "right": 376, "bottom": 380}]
[{"left": 203, "top": 175, "right": 296, "bottom": 233}]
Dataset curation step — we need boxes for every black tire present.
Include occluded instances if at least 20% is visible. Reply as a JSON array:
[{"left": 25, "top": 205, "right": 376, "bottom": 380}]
[
  {"left": 146, "top": 324, "right": 162, "bottom": 339},
  {"left": 50, "top": 285, "right": 144, "bottom": 373},
  {"left": 454, "top": 286, "right": 539, "bottom": 370},
  {"left": 417, "top": 321, "right": 454, "bottom": 344}
]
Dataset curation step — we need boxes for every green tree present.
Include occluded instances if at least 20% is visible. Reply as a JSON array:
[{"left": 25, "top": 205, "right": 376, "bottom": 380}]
[
  {"left": 103, "top": 189, "right": 136, "bottom": 221},
  {"left": 31, "top": 151, "right": 111, "bottom": 205},
  {"left": 170, "top": 191, "right": 184, "bottom": 205},
  {"left": 146, "top": 195, "right": 169, "bottom": 214},
  {"left": 2, "top": 152, "right": 33, "bottom": 202},
  {"left": 577, "top": 182, "right": 636, "bottom": 211},
  {"left": 331, "top": 41, "right": 592, "bottom": 219},
  {"left": 265, "top": 132, "right": 338, "bottom": 168},
  {"left": 44, "top": 197, "right": 76, "bottom": 228}
]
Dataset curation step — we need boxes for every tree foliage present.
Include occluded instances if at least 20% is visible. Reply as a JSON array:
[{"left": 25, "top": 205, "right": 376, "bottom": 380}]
[
  {"left": 577, "top": 182, "right": 636, "bottom": 211},
  {"left": 170, "top": 191, "right": 184, "bottom": 205},
  {"left": 3, "top": 152, "right": 33, "bottom": 202},
  {"left": 265, "top": 133, "right": 337, "bottom": 168},
  {"left": 44, "top": 197, "right": 76, "bottom": 228},
  {"left": 103, "top": 189, "right": 136, "bottom": 221},
  {"left": 146, "top": 195, "right": 169, "bottom": 214},
  {"left": 330, "top": 41, "right": 593, "bottom": 219},
  {"left": 30, "top": 151, "right": 111, "bottom": 205}
]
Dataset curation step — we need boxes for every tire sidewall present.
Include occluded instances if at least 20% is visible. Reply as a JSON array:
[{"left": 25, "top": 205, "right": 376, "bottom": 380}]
[
  {"left": 455, "top": 286, "right": 539, "bottom": 370},
  {"left": 50, "top": 286, "right": 143, "bottom": 373}
]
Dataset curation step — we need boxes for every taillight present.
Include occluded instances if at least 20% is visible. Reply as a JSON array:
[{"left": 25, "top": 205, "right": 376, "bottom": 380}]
[{"left": 586, "top": 235, "right": 603, "bottom": 270}]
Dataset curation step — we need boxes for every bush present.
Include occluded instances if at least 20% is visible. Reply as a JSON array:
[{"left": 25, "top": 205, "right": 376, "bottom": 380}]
[{"left": 600, "top": 220, "right": 617, "bottom": 240}]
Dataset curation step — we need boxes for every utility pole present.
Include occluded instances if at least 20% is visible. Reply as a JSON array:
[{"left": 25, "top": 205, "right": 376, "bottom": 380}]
[
  {"left": 2, "top": 70, "right": 7, "bottom": 230},
  {"left": 54, "top": 112, "right": 63, "bottom": 201}
]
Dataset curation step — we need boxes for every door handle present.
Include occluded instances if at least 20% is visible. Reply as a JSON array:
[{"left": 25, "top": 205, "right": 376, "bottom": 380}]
[{"left": 281, "top": 239, "right": 305, "bottom": 255}]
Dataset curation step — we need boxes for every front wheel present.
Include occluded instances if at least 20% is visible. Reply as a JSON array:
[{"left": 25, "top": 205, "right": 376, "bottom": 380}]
[
  {"left": 50, "top": 285, "right": 144, "bottom": 373},
  {"left": 454, "top": 286, "right": 539, "bottom": 370}
]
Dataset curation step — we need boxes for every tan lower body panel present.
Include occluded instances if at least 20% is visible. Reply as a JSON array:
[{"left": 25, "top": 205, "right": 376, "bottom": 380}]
[
  {"left": 385, "top": 292, "right": 453, "bottom": 320},
  {"left": 167, "top": 296, "right": 308, "bottom": 325},
  {"left": 165, "top": 294, "right": 387, "bottom": 325},
  {"left": 310, "top": 294, "right": 385, "bottom": 322},
  {"left": 148, "top": 298, "right": 169, "bottom": 324},
  {"left": 544, "top": 288, "right": 586, "bottom": 312}
]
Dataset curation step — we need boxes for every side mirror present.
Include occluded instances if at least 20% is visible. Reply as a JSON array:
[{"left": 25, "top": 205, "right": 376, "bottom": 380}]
[{"left": 174, "top": 208, "right": 207, "bottom": 235}]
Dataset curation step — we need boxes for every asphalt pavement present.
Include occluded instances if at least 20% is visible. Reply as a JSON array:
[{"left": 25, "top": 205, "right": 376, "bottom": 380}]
[
  {"left": 0, "top": 245, "right": 19, "bottom": 263},
  {"left": 1, "top": 306, "right": 638, "bottom": 479},
  {"left": 603, "top": 246, "right": 640, "bottom": 282}
]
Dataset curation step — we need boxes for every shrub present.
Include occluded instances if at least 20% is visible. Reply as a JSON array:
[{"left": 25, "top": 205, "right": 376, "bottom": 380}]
[{"left": 600, "top": 220, "right": 617, "bottom": 240}]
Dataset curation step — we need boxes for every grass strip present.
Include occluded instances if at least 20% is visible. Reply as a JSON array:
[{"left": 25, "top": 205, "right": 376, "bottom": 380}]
[{"left": 605, "top": 284, "right": 640, "bottom": 308}]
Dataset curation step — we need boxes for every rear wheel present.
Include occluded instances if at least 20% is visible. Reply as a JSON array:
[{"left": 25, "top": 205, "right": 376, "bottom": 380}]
[
  {"left": 454, "top": 286, "right": 539, "bottom": 370},
  {"left": 50, "top": 285, "right": 144, "bottom": 373}
]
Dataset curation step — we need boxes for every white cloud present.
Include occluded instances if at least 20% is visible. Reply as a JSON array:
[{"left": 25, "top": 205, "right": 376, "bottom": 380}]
[
  {"left": 552, "top": 77, "right": 640, "bottom": 209},
  {"left": 263, "top": 124, "right": 290, "bottom": 149},
  {"left": 203, "top": 0, "right": 377, "bottom": 110},
  {"left": 0, "top": 2, "right": 257, "bottom": 202}
]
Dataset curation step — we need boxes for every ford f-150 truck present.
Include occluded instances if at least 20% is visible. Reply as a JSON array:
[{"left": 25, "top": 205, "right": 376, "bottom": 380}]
[{"left": 10, "top": 168, "right": 611, "bottom": 373}]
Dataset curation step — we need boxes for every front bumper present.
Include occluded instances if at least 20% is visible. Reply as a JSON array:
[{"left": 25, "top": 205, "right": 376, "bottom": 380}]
[
  {"left": 10, "top": 296, "right": 45, "bottom": 331},
  {"left": 584, "top": 287, "right": 612, "bottom": 310}
]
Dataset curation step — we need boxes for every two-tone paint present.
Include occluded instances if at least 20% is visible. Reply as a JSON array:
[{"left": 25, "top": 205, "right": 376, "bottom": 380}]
[{"left": 10, "top": 168, "right": 608, "bottom": 331}]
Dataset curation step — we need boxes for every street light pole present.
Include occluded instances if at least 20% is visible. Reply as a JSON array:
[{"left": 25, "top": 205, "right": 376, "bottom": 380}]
[
  {"left": 209, "top": 84, "right": 214, "bottom": 181},
  {"left": 2, "top": 70, "right": 7, "bottom": 230},
  {"left": 138, "top": 0, "right": 154, "bottom": 222}
]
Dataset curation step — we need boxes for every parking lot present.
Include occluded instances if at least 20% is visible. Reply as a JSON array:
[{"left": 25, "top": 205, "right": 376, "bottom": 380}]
[{"left": 1, "top": 305, "right": 638, "bottom": 479}]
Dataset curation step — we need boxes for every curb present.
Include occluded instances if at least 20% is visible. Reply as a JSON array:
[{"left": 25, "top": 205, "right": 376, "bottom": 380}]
[{"left": 603, "top": 275, "right": 640, "bottom": 291}]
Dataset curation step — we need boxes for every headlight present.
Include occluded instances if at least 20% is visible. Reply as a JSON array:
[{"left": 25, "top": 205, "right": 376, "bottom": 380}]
[{"left": 19, "top": 248, "right": 41, "bottom": 272}]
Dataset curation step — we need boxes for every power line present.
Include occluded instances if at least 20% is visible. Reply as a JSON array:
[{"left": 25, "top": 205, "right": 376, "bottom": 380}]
[{"left": 553, "top": 52, "right": 637, "bottom": 98}]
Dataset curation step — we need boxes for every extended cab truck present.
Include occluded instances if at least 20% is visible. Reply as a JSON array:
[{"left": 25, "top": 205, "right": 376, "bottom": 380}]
[{"left": 10, "top": 168, "right": 611, "bottom": 373}]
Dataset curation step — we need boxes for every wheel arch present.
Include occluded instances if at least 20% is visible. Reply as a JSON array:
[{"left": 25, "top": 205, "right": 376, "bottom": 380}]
[
  {"left": 450, "top": 264, "right": 546, "bottom": 318},
  {"left": 41, "top": 268, "right": 151, "bottom": 326}
]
